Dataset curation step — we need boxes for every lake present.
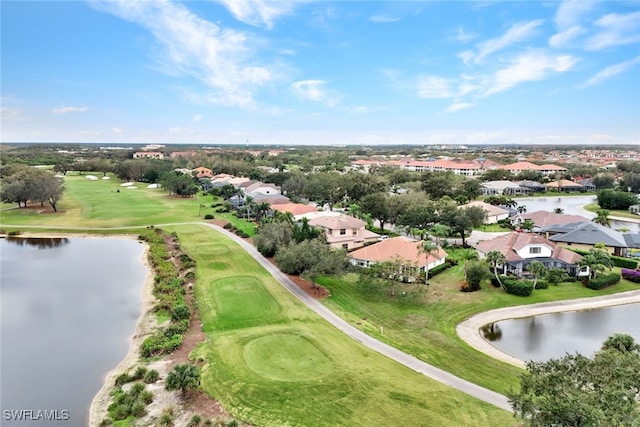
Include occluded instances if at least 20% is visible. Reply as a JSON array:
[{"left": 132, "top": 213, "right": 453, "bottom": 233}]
[
  {"left": 482, "top": 302, "right": 640, "bottom": 363},
  {"left": 0, "top": 237, "right": 147, "bottom": 427}
]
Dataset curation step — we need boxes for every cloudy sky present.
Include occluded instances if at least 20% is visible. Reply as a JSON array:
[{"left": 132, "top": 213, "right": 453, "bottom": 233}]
[{"left": 2, "top": 0, "right": 639, "bottom": 145}]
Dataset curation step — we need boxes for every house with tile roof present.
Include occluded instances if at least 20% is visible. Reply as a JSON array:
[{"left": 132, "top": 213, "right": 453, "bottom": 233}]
[
  {"left": 512, "top": 210, "right": 589, "bottom": 231},
  {"left": 349, "top": 236, "right": 448, "bottom": 280},
  {"left": 544, "top": 179, "right": 584, "bottom": 193},
  {"left": 271, "top": 203, "right": 318, "bottom": 216},
  {"left": 461, "top": 201, "right": 509, "bottom": 224},
  {"left": 476, "top": 232, "right": 583, "bottom": 276},
  {"left": 308, "top": 214, "right": 379, "bottom": 250}
]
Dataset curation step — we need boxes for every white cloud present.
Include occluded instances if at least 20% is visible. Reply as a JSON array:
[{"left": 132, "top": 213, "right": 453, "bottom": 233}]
[
  {"left": 369, "top": 15, "right": 400, "bottom": 24},
  {"left": 585, "top": 11, "right": 640, "bottom": 51},
  {"left": 92, "top": 0, "right": 276, "bottom": 108},
  {"left": 549, "top": 25, "right": 585, "bottom": 47},
  {"left": 485, "top": 51, "right": 579, "bottom": 95},
  {"left": 112, "top": 127, "right": 123, "bottom": 134},
  {"left": 446, "top": 102, "right": 474, "bottom": 112},
  {"left": 291, "top": 80, "right": 337, "bottom": 105},
  {"left": 51, "top": 106, "right": 89, "bottom": 114},
  {"left": 554, "top": 0, "right": 598, "bottom": 30},
  {"left": 456, "top": 27, "right": 474, "bottom": 43},
  {"left": 210, "top": 0, "right": 300, "bottom": 29},
  {"left": 417, "top": 76, "right": 454, "bottom": 99},
  {"left": 472, "top": 19, "right": 545, "bottom": 62},
  {"left": 580, "top": 56, "right": 640, "bottom": 87},
  {"left": 192, "top": 114, "right": 202, "bottom": 122}
]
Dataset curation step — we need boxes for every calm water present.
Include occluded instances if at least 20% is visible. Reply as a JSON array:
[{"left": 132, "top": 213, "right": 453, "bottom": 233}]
[
  {"left": 483, "top": 303, "right": 640, "bottom": 362},
  {"left": 514, "top": 195, "right": 640, "bottom": 233},
  {"left": 1, "top": 237, "right": 147, "bottom": 426}
]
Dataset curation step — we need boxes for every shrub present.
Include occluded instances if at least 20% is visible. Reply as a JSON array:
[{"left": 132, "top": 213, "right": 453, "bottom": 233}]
[
  {"left": 427, "top": 262, "right": 452, "bottom": 278},
  {"left": 223, "top": 223, "right": 234, "bottom": 230},
  {"left": 586, "top": 273, "right": 621, "bottom": 290},
  {"left": 567, "top": 248, "right": 637, "bottom": 269},
  {"left": 7, "top": 230, "right": 22, "bottom": 236},
  {"left": 171, "top": 304, "right": 190, "bottom": 321},
  {"left": 114, "top": 373, "right": 132, "bottom": 386},
  {"left": 621, "top": 269, "right": 640, "bottom": 283},
  {"left": 143, "top": 369, "right": 160, "bottom": 384},
  {"left": 502, "top": 278, "right": 534, "bottom": 296},
  {"left": 132, "top": 366, "right": 147, "bottom": 381},
  {"left": 188, "top": 415, "right": 202, "bottom": 427},
  {"left": 536, "top": 280, "right": 549, "bottom": 289},
  {"left": 203, "top": 214, "right": 214, "bottom": 220}
]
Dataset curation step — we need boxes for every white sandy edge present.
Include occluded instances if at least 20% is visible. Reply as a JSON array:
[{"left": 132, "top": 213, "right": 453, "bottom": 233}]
[{"left": 457, "top": 289, "right": 640, "bottom": 368}]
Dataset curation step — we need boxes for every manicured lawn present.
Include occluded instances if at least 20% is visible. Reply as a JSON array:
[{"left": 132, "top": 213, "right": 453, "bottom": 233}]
[
  {"left": 170, "top": 224, "right": 515, "bottom": 427},
  {"left": 317, "top": 255, "right": 640, "bottom": 395},
  {"left": 583, "top": 203, "right": 640, "bottom": 221},
  {"left": 474, "top": 223, "right": 512, "bottom": 232}
]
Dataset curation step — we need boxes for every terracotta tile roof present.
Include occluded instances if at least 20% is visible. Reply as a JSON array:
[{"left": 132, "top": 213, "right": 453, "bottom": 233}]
[
  {"left": 271, "top": 203, "right": 318, "bottom": 216},
  {"left": 521, "top": 210, "right": 589, "bottom": 227},
  {"left": 461, "top": 201, "right": 509, "bottom": 217},
  {"left": 349, "top": 236, "right": 448, "bottom": 267},
  {"left": 308, "top": 214, "right": 367, "bottom": 230}
]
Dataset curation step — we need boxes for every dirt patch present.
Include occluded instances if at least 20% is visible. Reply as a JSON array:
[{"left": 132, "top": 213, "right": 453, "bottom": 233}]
[{"left": 265, "top": 257, "right": 330, "bottom": 300}]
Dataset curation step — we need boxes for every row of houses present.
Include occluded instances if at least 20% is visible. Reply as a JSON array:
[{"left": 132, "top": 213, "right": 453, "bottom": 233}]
[
  {"left": 480, "top": 179, "right": 593, "bottom": 196},
  {"left": 351, "top": 158, "right": 568, "bottom": 177}
]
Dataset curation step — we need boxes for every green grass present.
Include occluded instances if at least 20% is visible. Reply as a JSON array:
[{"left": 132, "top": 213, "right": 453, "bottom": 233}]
[
  {"left": 583, "top": 203, "right": 640, "bottom": 220},
  {"left": 317, "top": 260, "right": 639, "bottom": 395},
  {"left": 475, "top": 223, "right": 513, "bottom": 232},
  {"left": 170, "top": 224, "right": 514, "bottom": 427}
]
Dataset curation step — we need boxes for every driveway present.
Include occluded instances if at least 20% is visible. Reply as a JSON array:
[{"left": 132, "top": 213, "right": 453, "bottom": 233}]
[{"left": 206, "top": 224, "right": 513, "bottom": 412}]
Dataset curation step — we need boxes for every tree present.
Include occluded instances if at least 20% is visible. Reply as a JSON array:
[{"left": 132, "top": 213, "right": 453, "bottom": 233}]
[
  {"left": 593, "top": 209, "right": 611, "bottom": 227},
  {"left": 481, "top": 169, "right": 514, "bottom": 182},
  {"left": 429, "top": 224, "right": 451, "bottom": 248},
  {"left": 553, "top": 207, "right": 564, "bottom": 214},
  {"left": 602, "top": 333, "right": 640, "bottom": 353},
  {"left": 165, "top": 364, "right": 200, "bottom": 398},
  {"left": 597, "top": 190, "right": 638, "bottom": 210},
  {"left": 520, "top": 219, "right": 534, "bottom": 232},
  {"left": 526, "top": 261, "right": 546, "bottom": 289},
  {"left": 0, "top": 168, "right": 65, "bottom": 211},
  {"left": 516, "top": 205, "right": 527, "bottom": 214},
  {"left": 459, "top": 179, "right": 481, "bottom": 203},
  {"left": 360, "top": 192, "right": 392, "bottom": 232},
  {"left": 464, "top": 261, "right": 490, "bottom": 291},
  {"left": 620, "top": 172, "right": 640, "bottom": 193},
  {"left": 486, "top": 250, "right": 506, "bottom": 289},
  {"left": 592, "top": 174, "right": 615, "bottom": 190},
  {"left": 509, "top": 335, "right": 640, "bottom": 427},
  {"left": 275, "top": 239, "right": 349, "bottom": 288},
  {"left": 485, "top": 195, "right": 517, "bottom": 208},
  {"left": 418, "top": 240, "right": 438, "bottom": 284},
  {"left": 253, "top": 222, "right": 292, "bottom": 257},
  {"left": 421, "top": 171, "right": 461, "bottom": 199},
  {"left": 579, "top": 247, "right": 613, "bottom": 279},
  {"left": 438, "top": 203, "right": 486, "bottom": 247},
  {"left": 459, "top": 248, "right": 478, "bottom": 278}
]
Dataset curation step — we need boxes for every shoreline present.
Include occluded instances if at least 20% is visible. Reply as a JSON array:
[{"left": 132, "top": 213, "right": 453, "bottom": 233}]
[
  {"left": 456, "top": 289, "right": 640, "bottom": 368},
  {"left": 88, "top": 236, "right": 157, "bottom": 426}
]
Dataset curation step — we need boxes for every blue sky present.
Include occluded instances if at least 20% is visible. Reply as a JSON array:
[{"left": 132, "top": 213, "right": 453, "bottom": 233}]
[{"left": 2, "top": 0, "right": 639, "bottom": 145}]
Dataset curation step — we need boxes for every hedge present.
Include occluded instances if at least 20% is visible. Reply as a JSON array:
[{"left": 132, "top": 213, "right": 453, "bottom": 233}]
[
  {"left": 621, "top": 269, "right": 640, "bottom": 283},
  {"left": 427, "top": 261, "right": 453, "bottom": 279},
  {"left": 586, "top": 273, "right": 621, "bottom": 290},
  {"left": 568, "top": 248, "right": 638, "bottom": 269},
  {"left": 502, "top": 277, "right": 534, "bottom": 296}
]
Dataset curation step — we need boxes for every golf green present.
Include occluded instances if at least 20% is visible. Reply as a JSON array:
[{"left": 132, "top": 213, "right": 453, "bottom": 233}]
[{"left": 243, "top": 333, "right": 334, "bottom": 381}]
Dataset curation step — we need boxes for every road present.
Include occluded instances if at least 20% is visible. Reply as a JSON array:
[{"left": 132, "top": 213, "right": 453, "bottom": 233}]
[{"left": 205, "top": 224, "right": 513, "bottom": 412}]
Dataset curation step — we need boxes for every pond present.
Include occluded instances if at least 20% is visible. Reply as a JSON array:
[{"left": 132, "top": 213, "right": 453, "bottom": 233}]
[
  {"left": 0, "top": 237, "right": 147, "bottom": 426},
  {"left": 482, "top": 302, "right": 640, "bottom": 363}
]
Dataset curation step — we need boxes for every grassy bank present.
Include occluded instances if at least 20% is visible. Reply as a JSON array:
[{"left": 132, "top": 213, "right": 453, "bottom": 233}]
[
  {"left": 317, "top": 250, "right": 640, "bottom": 395},
  {"left": 583, "top": 203, "right": 640, "bottom": 221},
  {"left": 170, "top": 224, "right": 514, "bottom": 426}
]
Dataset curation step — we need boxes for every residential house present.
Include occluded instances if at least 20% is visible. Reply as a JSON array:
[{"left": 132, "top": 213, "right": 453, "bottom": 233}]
[
  {"left": 308, "top": 214, "right": 379, "bottom": 250},
  {"left": 271, "top": 203, "right": 318, "bottom": 217},
  {"left": 193, "top": 166, "right": 213, "bottom": 176},
  {"left": 461, "top": 201, "right": 509, "bottom": 224},
  {"left": 543, "top": 222, "right": 629, "bottom": 257},
  {"left": 481, "top": 180, "right": 530, "bottom": 196},
  {"left": 499, "top": 161, "right": 567, "bottom": 176},
  {"left": 517, "top": 180, "right": 546, "bottom": 193},
  {"left": 511, "top": 210, "right": 589, "bottom": 231},
  {"left": 544, "top": 180, "right": 584, "bottom": 193},
  {"left": 476, "top": 232, "right": 583, "bottom": 276},
  {"left": 348, "top": 236, "right": 448, "bottom": 280},
  {"left": 252, "top": 194, "right": 290, "bottom": 205},
  {"left": 243, "top": 182, "right": 282, "bottom": 197}
]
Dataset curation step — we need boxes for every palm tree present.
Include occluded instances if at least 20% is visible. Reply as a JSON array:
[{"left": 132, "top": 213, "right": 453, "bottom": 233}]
[
  {"left": 429, "top": 224, "right": 451, "bottom": 247},
  {"left": 579, "top": 248, "right": 613, "bottom": 279},
  {"left": 255, "top": 202, "right": 271, "bottom": 222},
  {"left": 553, "top": 208, "right": 564, "bottom": 214},
  {"left": 418, "top": 240, "right": 439, "bottom": 284},
  {"left": 486, "top": 250, "right": 507, "bottom": 289},
  {"left": 593, "top": 209, "right": 611, "bottom": 227},
  {"left": 165, "top": 364, "right": 201, "bottom": 398},
  {"left": 459, "top": 248, "right": 478, "bottom": 279},
  {"left": 526, "top": 261, "right": 546, "bottom": 289},
  {"left": 517, "top": 205, "right": 527, "bottom": 214}
]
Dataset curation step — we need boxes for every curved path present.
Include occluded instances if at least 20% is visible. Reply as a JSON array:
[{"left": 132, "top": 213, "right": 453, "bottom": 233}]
[
  {"left": 204, "top": 224, "right": 513, "bottom": 412},
  {"left": 457, "top": 289, "right": 640, "bottom": 368}
]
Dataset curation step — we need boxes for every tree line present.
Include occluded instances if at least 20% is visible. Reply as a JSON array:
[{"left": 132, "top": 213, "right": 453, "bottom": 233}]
[{"left": 0, "top": 166, "right": 65, "bottom": 211}]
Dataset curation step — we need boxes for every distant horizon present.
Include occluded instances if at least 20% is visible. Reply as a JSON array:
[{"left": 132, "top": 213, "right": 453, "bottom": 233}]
[{"left": 2, "top": 1, "right": 639, "bottom": 146}]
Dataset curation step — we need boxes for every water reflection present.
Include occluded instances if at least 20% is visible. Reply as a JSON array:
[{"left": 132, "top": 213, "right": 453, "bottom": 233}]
[
  {"left": 5, "top": 237, "right": 70, "bottom": 249},
  {"left": 485, "top": 303, "right": 640, "bottom": 362},
  {"left": 480, "top": 323, "right": 502, "bottom": 341}
]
